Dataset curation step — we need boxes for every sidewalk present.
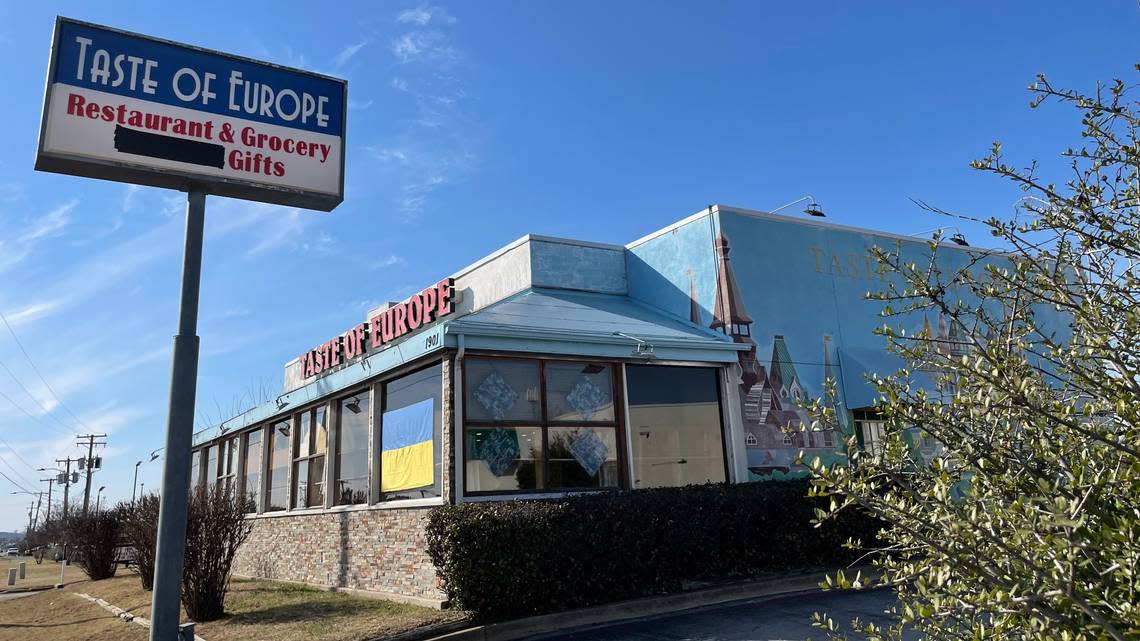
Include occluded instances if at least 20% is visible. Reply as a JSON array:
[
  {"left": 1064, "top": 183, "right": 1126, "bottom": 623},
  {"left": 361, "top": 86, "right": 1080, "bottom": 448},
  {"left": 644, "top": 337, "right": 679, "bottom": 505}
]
[{"left": 395, "top": 567, "right": 876, "bottom": 641}]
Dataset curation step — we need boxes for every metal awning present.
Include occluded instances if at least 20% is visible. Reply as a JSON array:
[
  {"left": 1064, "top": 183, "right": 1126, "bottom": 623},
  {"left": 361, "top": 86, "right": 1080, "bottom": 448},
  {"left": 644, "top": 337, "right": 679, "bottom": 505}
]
[{"left": 446, "top": 288, "right": 748, "bottom": 363}]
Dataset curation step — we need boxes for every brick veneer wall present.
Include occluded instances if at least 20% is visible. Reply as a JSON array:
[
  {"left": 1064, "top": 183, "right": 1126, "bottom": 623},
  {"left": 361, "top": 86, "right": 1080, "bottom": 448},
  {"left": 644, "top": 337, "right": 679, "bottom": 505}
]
[
  {"left": 233, "top": 356, "right": 457, "bottom": 606},
  {"left": 233, "top": 506, "right": 444, "bottom": 604}
]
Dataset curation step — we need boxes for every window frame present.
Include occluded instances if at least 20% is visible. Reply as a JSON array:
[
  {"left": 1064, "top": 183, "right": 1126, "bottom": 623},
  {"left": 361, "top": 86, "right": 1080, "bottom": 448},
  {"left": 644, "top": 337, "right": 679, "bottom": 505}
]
[
  {"left": 462, "top": 355, "right": 629, "bottom": 496},
  {"left": 624, "top": 363, "right": 731, "bottom": 489},
  {"left": 241, "top": 428, "right": 263, "bottom": 513},
  {"left": 333, "top": 387, "right": 372, "bottom": 506},
  {"left": 264, "top": 419, "right": 292, "bottom": 512},
  {"left": 375, "top": 362, "right": 445, "bottom": 502},
  {"left": 291, "top": 404, "right": 328, "bottom": 509}
]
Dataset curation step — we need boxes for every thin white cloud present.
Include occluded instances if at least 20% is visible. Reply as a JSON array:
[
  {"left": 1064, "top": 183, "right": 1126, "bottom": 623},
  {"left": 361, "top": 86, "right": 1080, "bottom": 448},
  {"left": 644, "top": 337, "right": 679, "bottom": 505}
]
[
  {"left": 397, "top": 6, "right": 455, "bottom": 26},
  {"left": 392, "top": 31, "right": 458, "bottom": 65},
  {"left": 391, "top": 77, "right": 409, "bottom": 92},
  {"left": 374, "top": 254, "right": 406, "bottom": 269},
  {"left": 2, "top": 302, "right": 58, "bottom": 328},
  {"left": 0, "top": 183, "right": 23, "bottom": 203},
  {"left": 333, "top": 41, "right": 367, "bottom": 68},
  {"left": 19, "top": 199, "right": 75, "bottom": 244},
  {"left": 349, "top": 99, "right": 374, "bottom": 110}
]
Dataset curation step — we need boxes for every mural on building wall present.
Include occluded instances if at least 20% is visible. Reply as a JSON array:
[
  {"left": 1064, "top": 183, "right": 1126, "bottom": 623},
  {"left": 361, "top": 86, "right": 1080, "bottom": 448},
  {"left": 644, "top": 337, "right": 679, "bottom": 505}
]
[
  {"left": 627, "top": 207, "right": 1066, "bottom": 480},
  {"left": 702, "top": 231, "right": 850, "bottom": 479}
]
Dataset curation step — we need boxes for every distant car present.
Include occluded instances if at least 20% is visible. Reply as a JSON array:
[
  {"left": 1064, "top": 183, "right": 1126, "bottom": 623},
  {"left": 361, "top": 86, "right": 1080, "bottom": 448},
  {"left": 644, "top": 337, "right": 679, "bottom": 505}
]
[{"left": 5, "top": 547, "right": 18, "bottom": 556}]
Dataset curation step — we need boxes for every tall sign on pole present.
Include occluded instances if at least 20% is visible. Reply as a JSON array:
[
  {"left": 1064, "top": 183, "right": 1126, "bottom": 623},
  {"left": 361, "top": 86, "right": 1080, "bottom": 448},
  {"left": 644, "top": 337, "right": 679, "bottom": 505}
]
[{"left": 35, "top": 17, "right": 347, "bottom": 641}]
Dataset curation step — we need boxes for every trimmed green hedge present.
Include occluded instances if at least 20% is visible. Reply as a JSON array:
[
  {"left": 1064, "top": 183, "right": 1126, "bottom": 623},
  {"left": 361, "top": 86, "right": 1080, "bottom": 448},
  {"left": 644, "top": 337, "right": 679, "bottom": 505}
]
[{"left": 426, "top": 480, "right": 881, "bottom": 620}]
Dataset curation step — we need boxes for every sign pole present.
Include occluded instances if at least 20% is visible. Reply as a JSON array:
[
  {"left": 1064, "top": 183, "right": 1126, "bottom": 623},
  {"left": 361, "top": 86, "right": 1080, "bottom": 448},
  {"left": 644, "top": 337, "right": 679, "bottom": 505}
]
[{"left": 149, "top": 188, "right": 206, "bottom": 641}]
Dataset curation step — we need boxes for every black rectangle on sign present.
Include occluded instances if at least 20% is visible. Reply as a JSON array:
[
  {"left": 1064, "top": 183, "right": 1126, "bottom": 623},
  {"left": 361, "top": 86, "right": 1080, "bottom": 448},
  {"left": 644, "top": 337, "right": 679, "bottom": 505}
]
[{"left": 113, "top": 125, "right": 225, "bottom": 169}]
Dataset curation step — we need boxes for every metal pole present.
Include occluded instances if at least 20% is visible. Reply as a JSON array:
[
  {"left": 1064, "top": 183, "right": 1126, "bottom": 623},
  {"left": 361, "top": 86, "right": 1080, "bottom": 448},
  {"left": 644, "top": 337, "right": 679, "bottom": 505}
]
[
  {"left": 149, "top": 189, "right": 206, "bottom": 641},
  {"left": 43, "top": 478, "right": 53, "bottom": 527},
  {"left": 132, "top": 461, "right": 141, "bottom": 506}
]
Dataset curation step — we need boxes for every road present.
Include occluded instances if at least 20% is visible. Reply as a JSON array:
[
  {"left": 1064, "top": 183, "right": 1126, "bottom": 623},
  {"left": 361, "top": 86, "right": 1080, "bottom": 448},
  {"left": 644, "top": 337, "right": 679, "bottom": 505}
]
[{"left": 529, "top": 588, "right": 915, "bottom": 641}]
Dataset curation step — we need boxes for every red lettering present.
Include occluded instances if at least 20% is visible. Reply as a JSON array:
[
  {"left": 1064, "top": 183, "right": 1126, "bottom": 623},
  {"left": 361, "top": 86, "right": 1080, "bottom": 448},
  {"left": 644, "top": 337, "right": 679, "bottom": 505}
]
[
  {"left": 330, "top": 338, "right": 342, "bottom": 367},
  {"left": 85, "top": 102, "right": 99, "bottom": 119},
  {"left": 406, "top": 295, "right": 423, "bottom": 330},
  {"left": 437, "top": 278, "right": 454, "bottom": 316},
  {"left": 380, "top": 309, "right": 395, "bottom": 342},
  {"left": 393, "top": 305, "right": 408, "bottom": 337},
  {"left": 101, "top": 105, "right": 114, "bottom": 122},
  {"left": 272, "top": 161, "right": 285, "bottom": 177},
  {"left": 421, "top": 287, "right": 438, "bottom": 323},
  {"left": 370, "top": 315, "right": 383, "bottom": 349},
  {"left": 67, "top": 93, "right": 85, "bottom": 115}
]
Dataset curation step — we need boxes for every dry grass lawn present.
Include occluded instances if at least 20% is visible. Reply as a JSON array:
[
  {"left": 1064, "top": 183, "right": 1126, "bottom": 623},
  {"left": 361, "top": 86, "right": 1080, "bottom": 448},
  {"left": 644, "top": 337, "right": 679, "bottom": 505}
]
[
  {"left": 0, "top": 555, "right": 79, "bottom": 588},
  {"left": 0, "top": 571, "right": 465, "bottom": 641}
]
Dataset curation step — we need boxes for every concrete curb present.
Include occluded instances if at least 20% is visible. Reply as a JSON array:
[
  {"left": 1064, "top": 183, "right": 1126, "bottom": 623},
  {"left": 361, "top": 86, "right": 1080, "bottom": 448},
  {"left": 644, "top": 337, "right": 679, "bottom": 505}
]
[
  {"left": 394, "top": 567, "right": 876, "bottom": 641},
  {"left": 0, "top": 584, "right": 56, "bottom": 595},
  {"left": 73, "top": 592, "right": 207, "bottom": 641}
]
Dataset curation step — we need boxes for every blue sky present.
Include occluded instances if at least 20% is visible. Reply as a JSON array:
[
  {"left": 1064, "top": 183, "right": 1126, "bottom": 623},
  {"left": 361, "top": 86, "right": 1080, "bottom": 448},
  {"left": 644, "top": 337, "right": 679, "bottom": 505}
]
[{"left": 0, "top": 1, "right": 1135, "bottom": 530}]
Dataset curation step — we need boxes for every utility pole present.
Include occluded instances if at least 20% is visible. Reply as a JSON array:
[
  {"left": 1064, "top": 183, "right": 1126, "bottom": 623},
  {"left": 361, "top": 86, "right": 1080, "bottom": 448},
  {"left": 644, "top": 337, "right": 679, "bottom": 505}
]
[
  {"left": 56, "top": 457, "right": 75, "bottom": 518},
  {"left": 25, "top": 502, "right": 34, "bottom": 542},
  {"left": 77, "top": 434, "right": 107, "bottom": 516},
  {"left": 32, "top": 491, "right": 43, "bottom": 531},
  {"left": 41, "top": 477, "right": 54, "bottom": 527}
]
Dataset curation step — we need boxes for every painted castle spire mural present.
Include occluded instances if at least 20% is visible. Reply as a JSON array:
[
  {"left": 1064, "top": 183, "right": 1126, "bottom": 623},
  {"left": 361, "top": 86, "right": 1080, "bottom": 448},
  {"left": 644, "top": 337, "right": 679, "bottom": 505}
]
[
  {"left": 709, "top": 232, "right": 759, "bottom": 391},
  {"left": 710, "top": 231, "right": 847, "bottom": 479}
]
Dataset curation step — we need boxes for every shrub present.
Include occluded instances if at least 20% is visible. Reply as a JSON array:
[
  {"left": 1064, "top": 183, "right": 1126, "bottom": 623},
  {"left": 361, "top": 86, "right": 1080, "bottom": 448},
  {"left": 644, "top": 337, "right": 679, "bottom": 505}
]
[
  {"left": 181, "top": 485, "right": 252, "bottom": 621},
  {"left": 426, "top": 479, "right": 882, "bottom": 620},
  {"left": 120, "top": 494, "right": 160, "bottom": 590},
  {"left": 59, "top": 508, "right": 122, "bottom": 581}
]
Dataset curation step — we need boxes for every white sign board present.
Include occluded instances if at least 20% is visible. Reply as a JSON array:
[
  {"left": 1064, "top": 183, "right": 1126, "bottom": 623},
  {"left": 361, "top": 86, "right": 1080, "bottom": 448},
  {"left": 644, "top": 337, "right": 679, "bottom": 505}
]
[{"left": 36, "top": 17, "right": 346, "bottom": 211}]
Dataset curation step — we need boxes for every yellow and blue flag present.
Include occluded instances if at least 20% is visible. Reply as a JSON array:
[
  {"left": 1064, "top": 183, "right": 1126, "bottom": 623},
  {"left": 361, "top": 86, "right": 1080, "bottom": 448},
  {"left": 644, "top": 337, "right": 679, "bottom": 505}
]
[{"left": 381, "top": 398, "right": 434, "bottom": 492}]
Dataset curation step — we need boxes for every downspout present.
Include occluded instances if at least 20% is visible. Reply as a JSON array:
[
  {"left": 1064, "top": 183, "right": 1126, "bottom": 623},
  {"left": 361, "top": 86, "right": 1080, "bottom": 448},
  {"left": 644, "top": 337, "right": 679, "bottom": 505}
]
[{"left": 453, "top": 334, "right": 465, "bottom": 503}]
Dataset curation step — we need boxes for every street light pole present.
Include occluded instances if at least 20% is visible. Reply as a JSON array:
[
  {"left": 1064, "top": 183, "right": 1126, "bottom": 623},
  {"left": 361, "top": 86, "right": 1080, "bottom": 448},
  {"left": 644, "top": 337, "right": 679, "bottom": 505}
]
[
  {"left": 132, "top": 461, "right": 142, "bottom": 505},
  {"left": 150, "top": 189, "right": 206, "bottom": 641}
]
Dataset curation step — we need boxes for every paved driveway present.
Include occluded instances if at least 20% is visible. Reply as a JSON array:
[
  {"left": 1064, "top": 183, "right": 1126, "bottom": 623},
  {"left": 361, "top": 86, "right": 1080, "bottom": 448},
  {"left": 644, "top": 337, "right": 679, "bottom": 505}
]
[{"left": 528, "top": 588, "right": 914, "bottom": 641}]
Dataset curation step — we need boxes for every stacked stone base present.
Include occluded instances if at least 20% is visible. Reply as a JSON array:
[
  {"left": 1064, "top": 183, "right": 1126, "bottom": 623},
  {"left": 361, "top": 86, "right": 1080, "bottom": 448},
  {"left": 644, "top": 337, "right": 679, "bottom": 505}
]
[{"left": 233, "top": 507, "right": 445, "bottom": 607}]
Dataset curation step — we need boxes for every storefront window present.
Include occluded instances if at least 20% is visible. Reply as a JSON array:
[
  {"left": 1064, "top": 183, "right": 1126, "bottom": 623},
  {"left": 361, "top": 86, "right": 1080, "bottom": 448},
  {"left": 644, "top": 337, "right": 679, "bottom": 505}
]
[
  {"left": 293, "top": 405, "right": 327, "bottom": 508},
  {"left": 335, "top": 393, "right": 369, "bottom": 505},
  {"left": 464, "top": 358, "right": 622, "bottom": 494},
  {"left": 242, "top": 430, "right": 262, "bottom": 513},
  {"left": 854, "top": 410, "right": 887, "bottom": 456},
  {"left": 219, "top": 437, "right": 238, "bottom": 494},
  {"left": 204, "top": 445, "right": 218, "bottom": 487},
  {"left": 189, "top": 449, "right": 201, "bottom": 490},
  {"left": 265, "top": 420, "right": 290, "bottom": 511},
  {"left": 627, "top": 365, "right": 726, "bottom": 488},
  {"left": 380, "top": 364, "right": 442, "bottom": 500}
]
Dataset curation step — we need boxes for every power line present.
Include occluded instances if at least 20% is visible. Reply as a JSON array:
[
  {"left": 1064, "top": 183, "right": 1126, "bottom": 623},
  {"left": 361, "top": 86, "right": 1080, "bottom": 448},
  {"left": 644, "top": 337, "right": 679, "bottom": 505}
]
[
  {"left": 0, "top": 465, "right": 33, "bottom": 494},
  {"left": 0, "top": 454, "right": 36, "bottom": 490},
  {"left": 0, "top": 380, "right": 71, "bottom": 435},
  {"left": 0, "top": 354, "right": 76, "bottom": 434},
  {"left": 0, "top": 433, "right": 40, "bottom": 475},
  {"left": 0, "top": 308, "right": 91, "bottom": 433}
]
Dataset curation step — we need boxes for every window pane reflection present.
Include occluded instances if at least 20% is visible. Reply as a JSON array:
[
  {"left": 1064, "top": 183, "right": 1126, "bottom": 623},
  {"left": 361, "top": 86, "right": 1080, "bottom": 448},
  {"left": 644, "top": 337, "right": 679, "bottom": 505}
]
[
  {"left": 465, "top": 427, "right": 542, "bottom": 492},
  {"left": 627, "top": 365, "right": 726, "bottom": 488},
  {"left": 547, "top": 427, "right": 618, "bottom": 489},
  {"left": 335, "top": 394, "right": 369, "bottom": 505},
  {"left": 544, "top": 362, "right": 614, "bottom": 423}
]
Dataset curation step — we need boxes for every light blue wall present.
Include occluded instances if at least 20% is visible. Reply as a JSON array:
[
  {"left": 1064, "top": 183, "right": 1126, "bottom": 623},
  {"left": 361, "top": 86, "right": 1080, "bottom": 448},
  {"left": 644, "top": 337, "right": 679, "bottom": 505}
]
[
  {"left": 529, "top": 239, "right": 627, "bottom": 294},
  {"left": 626, "top": 213, "right": 720, "bottom": 325}
]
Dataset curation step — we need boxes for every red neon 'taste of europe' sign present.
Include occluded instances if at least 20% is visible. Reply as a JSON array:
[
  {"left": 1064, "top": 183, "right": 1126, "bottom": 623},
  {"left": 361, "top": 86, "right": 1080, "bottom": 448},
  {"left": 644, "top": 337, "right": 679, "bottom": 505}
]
[{"left": 299, "top": 278, "right": 454, "bottom": 379}]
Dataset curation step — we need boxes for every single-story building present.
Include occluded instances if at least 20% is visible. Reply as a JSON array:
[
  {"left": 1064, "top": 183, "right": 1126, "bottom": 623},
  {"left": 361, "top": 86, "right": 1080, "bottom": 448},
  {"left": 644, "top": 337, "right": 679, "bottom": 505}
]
[{"left": 187, "top": 203, "right": 990, "bottom": 606}]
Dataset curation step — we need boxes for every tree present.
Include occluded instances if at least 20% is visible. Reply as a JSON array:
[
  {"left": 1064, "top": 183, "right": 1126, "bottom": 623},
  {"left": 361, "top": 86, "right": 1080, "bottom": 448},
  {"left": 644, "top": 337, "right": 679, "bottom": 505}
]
[
  {"left": 59, "top": 507, "right": 121, "bottom": 581},
  {"left": 120, "top": 493, "right": 160, "bottom": 590},
  {"left": 810, "top": 67, "right": 1140, "bottom": 640},
  {"left": 180, "top": 485, "right": 251, "bottom": 621}
]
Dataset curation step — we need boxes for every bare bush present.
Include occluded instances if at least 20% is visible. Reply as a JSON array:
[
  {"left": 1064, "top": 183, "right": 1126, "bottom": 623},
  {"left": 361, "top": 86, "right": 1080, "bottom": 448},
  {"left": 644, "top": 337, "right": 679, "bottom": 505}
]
[
  {"left": 120, "top": 494, "right": 160, "bottom": 590},
  {"left": 60, "top": 508, "right": 121, "bottom": 580},
  {"left": 181, "top": 485, "right": 252, "bottom": 621}
]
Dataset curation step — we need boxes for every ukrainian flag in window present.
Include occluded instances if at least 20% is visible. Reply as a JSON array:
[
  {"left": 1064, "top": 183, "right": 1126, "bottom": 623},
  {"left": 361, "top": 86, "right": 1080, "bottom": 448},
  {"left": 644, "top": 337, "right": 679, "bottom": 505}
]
[{"left": 381, "top": 398, "right": 434, "bottom": 492}]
